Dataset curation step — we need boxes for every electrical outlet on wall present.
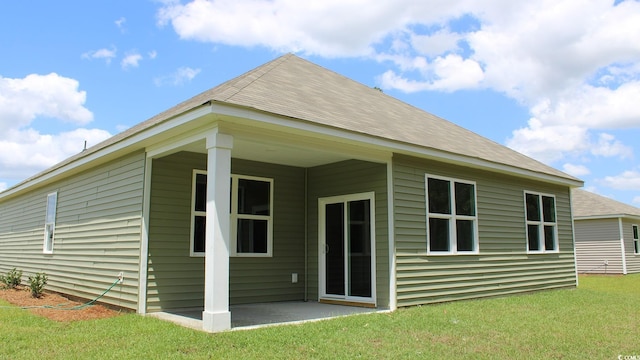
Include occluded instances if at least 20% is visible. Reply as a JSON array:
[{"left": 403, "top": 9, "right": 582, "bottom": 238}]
[{"left": 291, "top": 273, "right": 298, "bottom": 283}]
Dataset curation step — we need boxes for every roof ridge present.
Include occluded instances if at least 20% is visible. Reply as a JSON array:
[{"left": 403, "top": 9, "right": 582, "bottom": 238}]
[{"left": 214, "top": 53, "right": 295, "bottom": 102}]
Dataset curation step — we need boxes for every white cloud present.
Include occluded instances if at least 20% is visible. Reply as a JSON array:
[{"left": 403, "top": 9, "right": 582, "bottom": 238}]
[
  {"left": 600, "top": 170, "right": 640, "bottom": 190},
  {"left": 563, "top": 163, "right": 590, "bottom": 177},
  {"left": 0, "top": 128, "right": 112, "bottom": 180},
  {"left": 590, "top": 133, "right": 632, "bottom": 159},
  {"left": 633, "top": 196, "right": 640, "bottom": 205},
  {"left": 154, "top": 66, "right": 201, "bottom": 86},
  {"left": 121, "top": 52, "right": 143, "bottom": 69},
  {"left": 0, "top": 73, "right": 111, "bottom": 183},
  {"left": 529, "top": 82, "right": 640, "bottom": 129},
  {"left": 507, "top": 119, "right": 632, "bottom": 165},
  {"left": 157, "top": 0, "right": 465, "bottom": 57},
  {"left": 0, "top": 182, "right": 6, "bottom": 192},
  {"left": 115, "top": 17, "right": 126, "bottom": 31},
  {"left": 82, "top": 47, "right": 117, "bottom": 64},
  {"left": 506, "top": 119, "right": 589, "bottom": 164},
  {"left": 411, "top": 30, "right": 461, "bottom": 57},
  {"left": 148, "top": 50, "right": 158, "bottom": 59},
  {"left": 379, "top": 54, "right": 483, "bottom": 92},
  {"left": 0, "top": 73, "right": 93, "bottom": 132}
]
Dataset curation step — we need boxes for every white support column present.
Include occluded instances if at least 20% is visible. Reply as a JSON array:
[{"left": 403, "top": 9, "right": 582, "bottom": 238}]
[{"left": 202, "top": 130, "right": 233, "bottom": 332}]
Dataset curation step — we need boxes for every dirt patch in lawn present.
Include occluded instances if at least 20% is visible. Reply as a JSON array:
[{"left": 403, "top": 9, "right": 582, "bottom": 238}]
[{"left": 0, "top": 285, "right": 123, "bottom": 322}]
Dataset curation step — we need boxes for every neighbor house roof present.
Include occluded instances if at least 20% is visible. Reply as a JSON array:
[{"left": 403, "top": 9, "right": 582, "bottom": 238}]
[
  {"left": 572, "top": 188, "right": 640, "bottom": 219},
  {"left": 3, "top": 54, "right": 581, "bottom": 197}
]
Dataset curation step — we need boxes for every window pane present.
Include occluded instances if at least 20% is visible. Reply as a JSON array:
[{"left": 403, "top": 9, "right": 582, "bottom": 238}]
[
  {"left": 544, "top": 225, "right": 555, "bottom": 251},
  {"left": 456, "top": 220, "right": 474, "bottom": 251},
  {"left": 526, "top": 194, "right": 540, "bottom": 221},
  {"left": 238, "top": 179, "right": 270, "bottom": 215},
  {"left": 528, "top": 224, "right": 540, "bottom": 251},
  {"left": 542, "top": 196, "right": 555, "bottom": 222},
  {"left": 46, "top": 193, "right": 57, "bottom": 223},
  {"left": 193, "top": 216, "right": 206, "bottom": 253},
  {"left": 348, "top": 200, "right": 370, "bottom": 254},
  {"left": 428, "top": 178, "right": 451, "bottom": 214},
  {"left": 455, "top": 182, "right": 475, "bottom": 216},
  {"left": 237, "top": 219, "right": 268, "bottom": 253},
  {"left": 44, "top": 223, "right": 54, "bottom": 252},
  {"left": 429, "top": 218, "right": 450, "bottom": 251},
  {"left": 633, "top": 225, "right": 638, "bottom": 240},
  {"left": 194, "top": 173, "right": 207, "bottom": 212}
]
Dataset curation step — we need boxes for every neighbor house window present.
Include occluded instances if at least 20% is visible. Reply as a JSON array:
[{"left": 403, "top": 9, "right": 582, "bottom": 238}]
[
  {"left": 190, "top": 171, "right": 273, "bottom": 257},
  {"left": 633, "top": 225, "right": 639, "bottom": 255},
  {"left": 43, "top": 192, "right": 57, "bottom": 254},
  {"left": 190, "top": 170, "right": 207, "bottom": 256},
  {"left": 525, "top": 192, "right": 558, "bottom": 253},
  {"left": 425, "top": 175, "right": 478, "bottom": 254}
]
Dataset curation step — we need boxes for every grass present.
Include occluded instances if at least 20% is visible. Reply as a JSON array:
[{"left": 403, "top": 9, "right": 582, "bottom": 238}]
[{"left": 1, "top": 274, "right": 638, "bottom": 359}]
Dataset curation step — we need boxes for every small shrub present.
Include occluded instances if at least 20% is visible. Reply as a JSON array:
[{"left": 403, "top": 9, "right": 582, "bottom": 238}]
[
  {"left": 0, "top": 268, "right": 23, "bottom": 289},
  {"left": 28, "top": 272, "right": 48, "bottom": 298}
]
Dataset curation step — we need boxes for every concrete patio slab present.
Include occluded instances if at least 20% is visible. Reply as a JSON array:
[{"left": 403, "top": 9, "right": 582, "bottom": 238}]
[{"left": 149, "top": 301, "right": 387, "bottom": 332}]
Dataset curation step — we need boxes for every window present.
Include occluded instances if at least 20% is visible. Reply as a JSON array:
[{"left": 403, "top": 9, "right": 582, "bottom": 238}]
[
  {"left": 190, "top": 171, "right": 273, "bottom": 257},
  {"left": 190, "top": 170, "right": 207, "bottom": 256},
  {"left": 633, "top": 225, "right": 639, "bottom": 255},
  {"left": 525, "top": 192, "right": 558, "bottom": 253},
  {"left": 231, "top": 175, "right": 273, "bottom": 257},
  {"left": 43, "top": 192, "right": 57, "bottom": 254},
  {"left": 425, "top": 175, "right": 478, "bottom": 254}
]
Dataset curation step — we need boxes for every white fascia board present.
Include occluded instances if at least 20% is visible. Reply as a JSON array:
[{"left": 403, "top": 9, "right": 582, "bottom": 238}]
[
  {"left": 145, "top": 124, "right": 216, "bottom": 159},
  {"left": 0, "top": 105, "right": 212, "bottom": 201},
  {"left": 211, "top": 102, "right": 582, "bottom": 187},
  {"left": 575, "top": 215, "right": 640, "bottom": 221}
]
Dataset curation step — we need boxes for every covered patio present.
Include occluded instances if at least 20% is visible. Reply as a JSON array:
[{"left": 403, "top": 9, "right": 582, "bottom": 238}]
[{"left": 149, "top": 301, "right": 384, "bottom": 331}]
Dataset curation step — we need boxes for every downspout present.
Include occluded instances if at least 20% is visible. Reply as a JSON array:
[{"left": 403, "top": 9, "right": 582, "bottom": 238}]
[{"left": 304, "top": 168, "right": 309, "bottom": 302}]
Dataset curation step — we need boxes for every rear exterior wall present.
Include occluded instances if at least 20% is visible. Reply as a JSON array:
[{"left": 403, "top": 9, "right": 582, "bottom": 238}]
[{"left": 392, "top": 155, "right": 577, "bottom": 306}]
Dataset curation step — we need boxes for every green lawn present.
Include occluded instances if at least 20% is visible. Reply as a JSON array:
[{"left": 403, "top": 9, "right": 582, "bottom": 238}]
[{"left": 1, "top": 275, "right": 638, "bottom": 359}]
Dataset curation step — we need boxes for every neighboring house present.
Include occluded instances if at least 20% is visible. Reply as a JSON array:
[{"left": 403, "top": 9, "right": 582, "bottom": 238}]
[
  {"left": 0, "top": 54, "right": 582, "bottom": 332},
  {"left": 572, "top": 188, "right": 640, "bottom": 274}
]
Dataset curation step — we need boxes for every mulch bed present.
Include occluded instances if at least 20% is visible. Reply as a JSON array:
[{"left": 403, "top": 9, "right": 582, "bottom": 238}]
[{"left": 0, "top": 285, "right": 123, "bottom": 322}]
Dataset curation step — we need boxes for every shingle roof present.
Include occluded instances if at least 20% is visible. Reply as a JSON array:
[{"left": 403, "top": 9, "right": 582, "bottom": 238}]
[
  {"left": 5, "top": 54, "right": 580, "bottom": 194},
  {"left": 572, "top": 188, "right": 640, "bottom": 218}
]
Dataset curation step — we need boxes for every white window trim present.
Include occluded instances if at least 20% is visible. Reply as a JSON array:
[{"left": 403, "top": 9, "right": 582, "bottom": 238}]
[
  {"left": 43, "top": 191, "right": 57, "bottom": 254},
  {"left": 632, "top": 224, "right": 639, "bottom": 255},
  {"left": 190, "top": 171, "right": 274, "bottom": 258},
  {"left": 425, "top": 174, "right": 479, "bottom": 255},
  {"left": 190, "top": 170, "right": 207, "bottom": 257},
  {"left": 524, "top": 191, "right": 559, "bottom": 254},
  {"left": 230, "top": 174, "right": 274, "bottom": 257}
]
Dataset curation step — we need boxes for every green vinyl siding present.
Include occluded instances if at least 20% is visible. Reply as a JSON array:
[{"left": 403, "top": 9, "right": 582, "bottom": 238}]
[
  {"left": 393, "top": 155, "right": 576, "bottom": 306},
  {"left": 307, "top": 160, "right": 389, "bottom": 309},
  {"left": 230, "top": 159, "right": 306, "bottom": 304},
  {"left": 0, "top": 152, "right": 145, "bottom": 310},
  {"left": 146, "top": 152, "right": 305, "bottom": 311},
  {"left": 574, "top": 218, "right": 624, "bottom": 274}
]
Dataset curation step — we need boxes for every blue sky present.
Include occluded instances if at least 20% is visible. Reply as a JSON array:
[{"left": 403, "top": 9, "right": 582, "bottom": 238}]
[{"left": 1, "top": 0, "right": 640, "bottom": 206}]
